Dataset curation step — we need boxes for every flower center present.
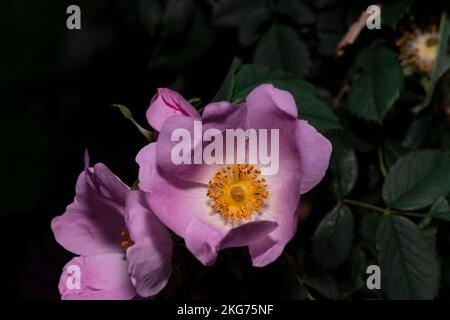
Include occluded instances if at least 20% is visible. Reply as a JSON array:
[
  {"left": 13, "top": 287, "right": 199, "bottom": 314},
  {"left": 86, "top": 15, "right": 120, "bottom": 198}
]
[
  {"left": 206, "top": 164, "right": 269, "bottom": 221},
  {"left": 230, "top": 185, "right": 246, "bottom": 202},
  {"left": 397, "top": 29, "right": 439, "bottom": 74},
  {"left": 120, "top": 230, "right": 134, "bottom": 250},
  {"left": 415, "top": 34, "right": 439, "bottom": 66}
]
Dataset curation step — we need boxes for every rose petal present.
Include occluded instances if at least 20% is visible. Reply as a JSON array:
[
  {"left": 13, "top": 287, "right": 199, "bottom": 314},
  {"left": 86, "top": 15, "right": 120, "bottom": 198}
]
[
  {"left": 155, "top": 102, "right": 247, "bottom": 184},
  {"left": 136, "top": 143, "right": 158, "bottom": 192},
  {"left": 58, "top": 254, "right": 135, "bottom": 300},
  {"left": 51, "top": 159, "right": 128, "bottom": 256},
  {"left": 249, "top": 174, "right": 301, "bottom": 267},
  {"left": 296, "top": 120, "right": 332, "bottom": 194},
  {"left": 146, "top": 88, "right": 200, "bottom": 132},
  {"left": 81, "top": 152, "right": 129, "bottom": 207},
  {"left": 144, "top": 163, "right": 277, "bottom": 265},
  {"left": 185, "top": 217, "right": 278, "bottom": 266},
  {"left": 125, "top": 190, "right": 172, "bottom": 298},
  {"left": 245, "top": 84, "right": 301, "bottom": 175}
]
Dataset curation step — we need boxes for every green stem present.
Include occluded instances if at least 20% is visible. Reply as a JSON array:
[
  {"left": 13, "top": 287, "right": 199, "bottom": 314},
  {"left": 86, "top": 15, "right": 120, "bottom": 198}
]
[
  {"left": 341, "top": 198, "right": 386, "bottom": 213},
  {"left": 341, "top": 198, "right": 428, "bottom": 218},
  {"left": 378, "top": 146, "right": 388, "bottom": 177},
  {"left": 296, "top": 275, "right": 316, "bottom": 300},
  {"left": 390, "top": 210, "right": 428, "bottom": 218}
]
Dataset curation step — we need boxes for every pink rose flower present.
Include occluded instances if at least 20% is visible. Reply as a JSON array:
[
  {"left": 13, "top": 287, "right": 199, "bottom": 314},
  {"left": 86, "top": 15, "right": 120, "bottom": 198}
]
[
  {"left": 136, "top": 84, "right": 332, "bottom": 267},
  {"left": 51, "top": 154, "right": 172, "bottom": 299}
]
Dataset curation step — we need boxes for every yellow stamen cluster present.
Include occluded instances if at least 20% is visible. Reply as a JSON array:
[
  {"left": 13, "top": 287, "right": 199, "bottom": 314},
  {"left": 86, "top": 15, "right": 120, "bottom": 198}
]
[
  {"left": 207, "top": 164, "right": 269, "bottom": 221},
  {"left": 120, "top": 230, "right": 134, "bottom": 250},
  {"left": 396, "top": 21, "right": 439, "bottom": 74}
]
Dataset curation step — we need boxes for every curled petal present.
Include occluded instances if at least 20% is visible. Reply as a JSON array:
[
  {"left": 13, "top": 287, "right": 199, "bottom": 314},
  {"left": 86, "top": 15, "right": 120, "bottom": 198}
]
[
  {"left": 296, "top": 120, "right": 332, "bottom": 194},
  {"left": 185, "top": 217, "right": 277, "bottom": 266},
  {"left": 51, "top": 156, "right": 128, "bottom": 256},
  {"left": 146, "top": 88, "right": 200, "bottom": 132},
  {"left": 80, "top": 151, "right": 129, "bottom": 207},
  {"left": 136, "top": 143, "right": 158, "bottom": 192}
]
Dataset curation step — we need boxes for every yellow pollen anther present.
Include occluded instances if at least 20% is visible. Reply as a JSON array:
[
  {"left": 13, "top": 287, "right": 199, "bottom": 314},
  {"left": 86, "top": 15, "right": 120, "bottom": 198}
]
[
  {"left": 207, "top": 164, "right": 269, "bottom": 221},
  {"left": 120, "top": 230, "right": 134, "bottom": 250}
]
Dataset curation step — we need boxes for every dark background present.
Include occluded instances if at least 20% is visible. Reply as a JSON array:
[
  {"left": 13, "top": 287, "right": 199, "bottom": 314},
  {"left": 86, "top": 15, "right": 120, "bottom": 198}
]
[{"left": 1, "top": 0, "right": 240, "bottom": 299}]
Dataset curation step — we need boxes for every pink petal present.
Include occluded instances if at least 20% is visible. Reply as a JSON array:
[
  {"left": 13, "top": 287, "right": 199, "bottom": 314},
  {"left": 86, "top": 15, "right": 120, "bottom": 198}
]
[
  {"left": 296, "top": 120, "right": 332, "bottom": 194},
  {"left": 58, "top": 254, "right": 135, "bottom": 300},
  {"left": 136, "top": 143, "right": 158, "bottom": 192},
  {"left": 143, "top": 162, "right": 277, "bottom": 265},
  {"left": 184, "top": 218, "right": 277, "bottom": 266},
  {"left": 245, "top": 84, "right": 302, "bottom": 175},
  {"left": 146, "top": 88, "right": 200, "bottom": 132},
  {"left": 51, "top": 158, "right": 128, "bottom": 256},
  {"left": 154, "top": 101, "right": 247, "bottom": 184},
  {"left": 80, "top": 152, "right": 129, "bottom": 206},
  {"left": 245, "top": 83, "right": 298, "bottom": 125},
  {"left": 125, "top": 190, "right": 172, "bottom": 298},
  {"left": 249, "top": 174, "right": 302, "bottom": 267},
  {"left": 156, "top": 115, "right": 218, "bottom": 184}
]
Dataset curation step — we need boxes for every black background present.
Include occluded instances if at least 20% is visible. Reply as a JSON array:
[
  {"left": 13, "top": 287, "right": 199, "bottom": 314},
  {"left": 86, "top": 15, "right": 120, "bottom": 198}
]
[{"left": 1, "top": 0, "right": 238, "bottom": 299}]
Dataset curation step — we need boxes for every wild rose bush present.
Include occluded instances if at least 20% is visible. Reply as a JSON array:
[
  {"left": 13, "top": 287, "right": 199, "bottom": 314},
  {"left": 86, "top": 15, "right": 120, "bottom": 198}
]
[{"left": 51, "top": 0, "right": 450, "bottom": 300}]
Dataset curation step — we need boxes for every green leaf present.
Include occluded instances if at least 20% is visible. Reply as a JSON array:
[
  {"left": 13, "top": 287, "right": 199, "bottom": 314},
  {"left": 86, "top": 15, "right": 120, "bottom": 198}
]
[
  {"left": 328, "top": 145, "right": 358, "bottom": 197},
  {"left": 315, "top": 0, "right": 339, "bottom": 9},
  {"left": 382, "top": 0, "right": 415, "bottom": 28},
  {"left": 377, "top": 215, "right": 440, "bottom": 299},
  {"left": 273, "top": 0, "right": 315, "bottom": 26},
  {"left": 317, "top": 32, "right": 342, "bottom": 56},
  {"left": 317, "top": 8, "right": 345, "bottom": 33},
  {"left": 304, "top": 273, "right": 340, "bottom": 300},
  {"left": 349, "top": 248, "right": 366, "bottom": 291},
  {"left": 347, "top": 47, "right": 404, "bottom": 123},
  {"left": 358, "top": 212, "right": 381, "bottom": 252},
  {"left": 231, "top": 64, "right": 289, "bottom": 100},
  {"left": 297, "top": 251, "right": 340, "bottom": 299},
  {"left": 137, "top": 0, "right": 163, "bottom": 35},
  {"left": 402, "top": 116, "right": 433, "bottom": 149},
  {"left": 312, "top": 204, "right": 355, "bottom": 269},
  {"left": 148, "top": 8, "right": 214, "bottom": 71},
  {"left": 230, "top": 64, "right": 340, "bottom": 133},
  {"left": 421, "top": 13, "right": 450, "bottom": 108},
  {"left": 331, "top": 110, "right": 374, "bottom": 152},
  {"left": 238, "top": 6, "right": 271, "bottom": 47},
  {"left": 270, "top": 80, "right": 341, "bottom": 133},
  {"left": 161, "top": 0, "right": 194, "bottom": 37},
  {"left": 212, "top": 0, "right": 264, "bottom": 28},
  {"left": 382, "top": 150, "right": 450, "bottom": 210},
  {"left": 110, "top": 104, "right": 153, "bottom": 141},
  {"left": 253, "top": 24, "right": 310, "bottom": 77},
  {"left": 212, "top": 57, "right": 242, "bottom": 102},
  {"left": 429, "top": 197, "right": 450, "bottom": 221},
  {"left": 383, "top": 140, "right": 408, "bottom": 168}
]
